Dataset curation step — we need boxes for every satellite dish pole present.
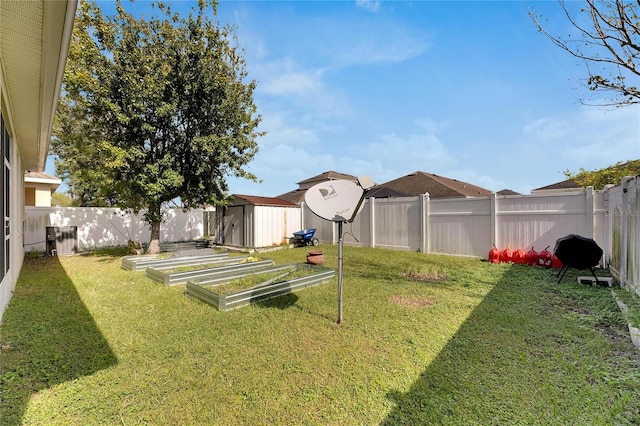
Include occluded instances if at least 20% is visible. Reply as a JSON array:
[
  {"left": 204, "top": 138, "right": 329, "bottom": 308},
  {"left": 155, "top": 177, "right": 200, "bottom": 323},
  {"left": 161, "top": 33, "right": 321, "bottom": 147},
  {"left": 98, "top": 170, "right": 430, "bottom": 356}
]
[
  {"left": 304, "top": 176, "right": 374, "bottom": 324},
  {"left": 337, "top": 220, "right": 345, "bottom": 323}
]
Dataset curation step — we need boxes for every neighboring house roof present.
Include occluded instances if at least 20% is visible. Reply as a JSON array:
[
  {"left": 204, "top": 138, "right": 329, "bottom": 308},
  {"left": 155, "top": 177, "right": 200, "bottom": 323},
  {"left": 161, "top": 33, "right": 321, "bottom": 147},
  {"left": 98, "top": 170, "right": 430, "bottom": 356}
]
[
  {"left": 277, "top": 170, "right": 359, "bottom": 204},
  {"left": 496, "top": 189, "right": 521, "bottom": 196},
  {"left": 1, "top": 0, "right": 77, "bottom": 171},
  {"left": 377, "top": 171, "right": 492, "bottom": 198},
  {"left": 296, "top": 171, "right": 358, "bottom": 190},
  {"left": 277, "top": 189, "right": 307, "bottom": 205},
  {"left": 532, "top": 179, "right": 581, "bottom": 192},
  {"left": 24, "top": 171, "right": 62, "bottom": 191},
  {"left": 365, "top": 186, "right": 411, "bottom": 199},
  {"left": 231, "top": 194, "right": 297, "bottom": 207}
]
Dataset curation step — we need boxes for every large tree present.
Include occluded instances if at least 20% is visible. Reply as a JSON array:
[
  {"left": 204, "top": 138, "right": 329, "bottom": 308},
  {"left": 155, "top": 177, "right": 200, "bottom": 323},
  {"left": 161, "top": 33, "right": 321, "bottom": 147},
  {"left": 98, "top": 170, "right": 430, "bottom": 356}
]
[
  {"left": 53, "top": 0, "right": 262, "bottom": 253},
  {"left": 530, "top": 0, "right": 640, "bottom": 107}
]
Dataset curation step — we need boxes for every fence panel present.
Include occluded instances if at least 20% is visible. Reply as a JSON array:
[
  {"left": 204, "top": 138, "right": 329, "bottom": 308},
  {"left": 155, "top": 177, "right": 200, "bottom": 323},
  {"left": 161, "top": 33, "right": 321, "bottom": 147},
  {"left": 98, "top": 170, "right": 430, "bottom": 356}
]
[
  {"left": 611, "top": 176, "right": 640, "bottom": 294},
  {"left": 627, "top": 177, "right": 640, "bottom": 294},
  {"left": 496, "top": 192, "right": 591, "bottom": 256},
  {"left": 428, "top": 197, "right": 491, "bottom": 257},
  {"left": 302, "top": 204, "right": 334, "bottom": 244},
  {"left": 25, "top": 207, "right": 205, "bottom": 252},
  {"left": 302, "top": 188, "right": 610, "bottom": 262},
  {"left": 373, "top": 197, "right": 421, "bottom": 251}
]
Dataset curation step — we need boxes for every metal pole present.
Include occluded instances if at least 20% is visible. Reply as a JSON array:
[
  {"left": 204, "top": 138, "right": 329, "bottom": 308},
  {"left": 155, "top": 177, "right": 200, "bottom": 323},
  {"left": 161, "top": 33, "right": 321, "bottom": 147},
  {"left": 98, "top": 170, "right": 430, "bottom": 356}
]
[{"left": 337, "top": 221, "right": 344, "bottom": 324}]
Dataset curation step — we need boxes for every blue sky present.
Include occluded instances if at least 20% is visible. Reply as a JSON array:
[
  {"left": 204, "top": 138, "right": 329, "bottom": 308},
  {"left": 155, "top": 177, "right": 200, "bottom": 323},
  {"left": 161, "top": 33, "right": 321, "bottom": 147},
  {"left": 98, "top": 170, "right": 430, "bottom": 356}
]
[{"left": 49, "top": 0, "right": 640, "bottom": 197}]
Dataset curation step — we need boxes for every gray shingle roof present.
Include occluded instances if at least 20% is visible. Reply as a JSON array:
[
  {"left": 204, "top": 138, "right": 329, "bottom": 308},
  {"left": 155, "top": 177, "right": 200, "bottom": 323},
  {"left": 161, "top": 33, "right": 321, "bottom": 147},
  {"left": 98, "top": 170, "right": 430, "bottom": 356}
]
[{"left": 377, "top": 171, "right": 492, "bottom": 198}]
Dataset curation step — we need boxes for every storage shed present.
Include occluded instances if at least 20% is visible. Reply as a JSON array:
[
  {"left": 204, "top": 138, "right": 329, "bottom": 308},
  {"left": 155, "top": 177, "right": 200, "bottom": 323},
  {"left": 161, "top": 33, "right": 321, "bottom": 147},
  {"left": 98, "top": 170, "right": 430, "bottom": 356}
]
[{"left": 214, "top": 195, "right": 302, "bottom": 248}]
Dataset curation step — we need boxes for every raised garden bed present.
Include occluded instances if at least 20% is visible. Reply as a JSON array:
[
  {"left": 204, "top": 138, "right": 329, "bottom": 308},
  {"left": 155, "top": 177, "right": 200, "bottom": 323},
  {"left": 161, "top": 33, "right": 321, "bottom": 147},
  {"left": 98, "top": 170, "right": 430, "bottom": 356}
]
[
  {"left": 185, "top": 263, "right": 335, "bottom": 311},
  {"left": 121, "top": 252, "right": 231, "bottom": 272},
  {"left": 146, "top": 258, "right": 274, "bottom": 286}
]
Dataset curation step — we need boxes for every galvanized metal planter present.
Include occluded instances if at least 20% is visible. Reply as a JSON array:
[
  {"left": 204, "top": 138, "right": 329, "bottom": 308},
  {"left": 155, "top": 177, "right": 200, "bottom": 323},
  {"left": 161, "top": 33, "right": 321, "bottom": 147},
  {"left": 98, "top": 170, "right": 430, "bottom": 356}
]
[
  {"left": 121, "top": 253, "right": 231, "bottom": 272},
  {"left": 146, "top": 259, "right": 274, "bottom": 286},
  {"left": 185, "top": 263, "right": 335, "bottom": 311}
]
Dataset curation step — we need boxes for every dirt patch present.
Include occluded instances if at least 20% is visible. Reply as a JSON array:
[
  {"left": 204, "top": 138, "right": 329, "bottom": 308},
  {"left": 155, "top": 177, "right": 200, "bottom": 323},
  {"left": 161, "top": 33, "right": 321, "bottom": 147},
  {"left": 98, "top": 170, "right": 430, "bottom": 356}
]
[
  {"left": 402, "top": 271, "right": 448, "bottom": 282},
  {"left": 390, "top": 295, "right": 436, "bottom": 308}
]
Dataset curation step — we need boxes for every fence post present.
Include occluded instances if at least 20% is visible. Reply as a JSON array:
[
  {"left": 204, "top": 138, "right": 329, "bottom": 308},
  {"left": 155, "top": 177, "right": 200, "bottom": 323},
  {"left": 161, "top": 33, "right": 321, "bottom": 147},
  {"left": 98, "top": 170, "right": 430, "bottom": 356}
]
[
  {"left": 369, "top": 197, "right": 376, "bottom": 248},
  {"left": 585, "top": 186, "right": 594, "bottom": 239},
  {"left": 620, "top": 176, "right": 633, "bottom": 286},
  {"left": 490, "top": 192, "right": 497, "bottom": 248},
  {"left": 421, "top": 193, "right": 429, "bottom": 253},
  {"left": 603, "top": 185, "right": 615, "bottom": 267}
]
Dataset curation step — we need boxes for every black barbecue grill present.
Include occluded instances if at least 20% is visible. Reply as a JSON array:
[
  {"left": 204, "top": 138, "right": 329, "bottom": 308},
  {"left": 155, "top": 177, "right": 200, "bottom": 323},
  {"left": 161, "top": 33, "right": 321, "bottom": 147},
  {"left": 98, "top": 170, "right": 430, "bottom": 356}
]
[{"left": 553, "top": 234, "right": 603, "bottom": 284}]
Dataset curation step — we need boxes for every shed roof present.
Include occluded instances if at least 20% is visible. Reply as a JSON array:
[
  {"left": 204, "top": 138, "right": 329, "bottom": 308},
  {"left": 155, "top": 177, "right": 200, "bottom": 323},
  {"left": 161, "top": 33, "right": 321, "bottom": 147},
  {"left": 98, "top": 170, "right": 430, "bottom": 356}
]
[{"left": 377, "top": 171, "right": 492, "bottom": 198}]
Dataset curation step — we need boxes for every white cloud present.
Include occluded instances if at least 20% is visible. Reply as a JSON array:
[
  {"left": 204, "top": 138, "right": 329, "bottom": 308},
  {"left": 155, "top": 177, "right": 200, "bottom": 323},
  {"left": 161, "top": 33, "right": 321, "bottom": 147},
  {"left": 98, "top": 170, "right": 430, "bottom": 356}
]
[
  {"left": 524, "top": 104, "right": 640, "bottom": 168},
  {"left": 522, "top": 117, "right": 572, "bottom": 140},
  {"left": 332, "top": 28, "right": 428, "bottom": 67},
  {"left": 356, "top": 0, "right": 380, "bottom": 13}
]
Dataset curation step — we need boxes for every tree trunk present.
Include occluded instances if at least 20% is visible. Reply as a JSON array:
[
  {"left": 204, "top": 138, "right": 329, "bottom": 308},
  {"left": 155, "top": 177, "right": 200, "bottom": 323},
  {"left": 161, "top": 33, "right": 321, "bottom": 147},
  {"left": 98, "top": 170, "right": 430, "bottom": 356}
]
[{"left": 147, "top": 204, "right": 162, "bottom": 254}]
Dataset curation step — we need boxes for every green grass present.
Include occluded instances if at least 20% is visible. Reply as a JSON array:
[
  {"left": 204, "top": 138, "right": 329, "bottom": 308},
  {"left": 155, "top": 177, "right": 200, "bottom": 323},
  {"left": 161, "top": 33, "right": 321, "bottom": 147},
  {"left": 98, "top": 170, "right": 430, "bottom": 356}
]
[{"left": 1, "top": 245, "right": 639, "bottom": 425}]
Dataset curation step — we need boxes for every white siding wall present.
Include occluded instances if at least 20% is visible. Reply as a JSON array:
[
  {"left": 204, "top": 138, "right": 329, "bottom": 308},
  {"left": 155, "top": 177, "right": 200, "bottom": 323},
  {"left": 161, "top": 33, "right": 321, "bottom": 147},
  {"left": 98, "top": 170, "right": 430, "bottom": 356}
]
[
  {"left": 1, "top": 127, "right": 25, "bottom": 323},
  {"left": 252, "top": 206, "right": 302, "bottom": 248}
]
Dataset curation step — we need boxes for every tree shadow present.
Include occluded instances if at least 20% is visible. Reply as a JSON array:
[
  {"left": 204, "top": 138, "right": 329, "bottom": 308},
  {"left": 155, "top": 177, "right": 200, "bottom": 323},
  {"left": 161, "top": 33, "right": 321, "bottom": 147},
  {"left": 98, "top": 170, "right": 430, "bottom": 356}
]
[
  {"left": 380, "top": 266, "right": 637, "bottom": 424},
  {"left": 0, "top": 256, "right": 118, "bottom": 425}
]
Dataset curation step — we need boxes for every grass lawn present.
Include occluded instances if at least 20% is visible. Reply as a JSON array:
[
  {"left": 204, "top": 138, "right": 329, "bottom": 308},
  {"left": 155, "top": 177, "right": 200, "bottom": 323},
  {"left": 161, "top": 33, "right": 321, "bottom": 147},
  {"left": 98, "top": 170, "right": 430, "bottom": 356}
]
[{"left": 1, "top": 245, "right": 639, "bottom": 425}]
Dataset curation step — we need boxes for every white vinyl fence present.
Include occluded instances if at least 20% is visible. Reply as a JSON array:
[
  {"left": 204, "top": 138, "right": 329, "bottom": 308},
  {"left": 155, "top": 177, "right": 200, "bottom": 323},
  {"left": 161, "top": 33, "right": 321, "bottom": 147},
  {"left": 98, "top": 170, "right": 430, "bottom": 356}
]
[
  {"left": 23, "top": 176, "right": 639, "bottom": 294},
  {"left": 302, "top": 179, "right": 639, "bottom": 294},
  {"left": 305, "top": 188, "right": 607, "bottom": 260},
  {"left": 606, "top": 176, "right": 640, "bottom": 294},
  {"left": 24, "top": 206, "right": 207, "bottom": 253}
]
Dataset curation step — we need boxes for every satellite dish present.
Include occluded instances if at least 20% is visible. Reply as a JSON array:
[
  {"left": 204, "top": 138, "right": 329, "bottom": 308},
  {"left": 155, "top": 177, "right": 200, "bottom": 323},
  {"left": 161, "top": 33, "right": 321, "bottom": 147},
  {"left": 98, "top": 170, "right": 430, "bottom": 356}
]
[{"left": 305, "top": 179, "right": 365, "bottom": 222}]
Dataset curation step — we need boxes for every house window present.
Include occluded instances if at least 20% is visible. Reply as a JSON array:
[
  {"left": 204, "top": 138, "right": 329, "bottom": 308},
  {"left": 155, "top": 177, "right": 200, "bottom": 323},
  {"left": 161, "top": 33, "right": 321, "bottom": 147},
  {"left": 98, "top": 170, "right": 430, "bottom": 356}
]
[{"left": 0, "top": 112, "right": 9, "bottom": 278}]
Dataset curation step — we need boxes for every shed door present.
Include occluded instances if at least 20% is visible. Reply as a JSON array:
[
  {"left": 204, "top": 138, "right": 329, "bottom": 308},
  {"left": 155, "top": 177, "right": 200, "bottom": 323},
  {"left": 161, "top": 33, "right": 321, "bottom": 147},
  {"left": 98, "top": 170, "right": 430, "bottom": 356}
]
[{"left": 224, "top": 206, "right": 244, "bottom": 246}]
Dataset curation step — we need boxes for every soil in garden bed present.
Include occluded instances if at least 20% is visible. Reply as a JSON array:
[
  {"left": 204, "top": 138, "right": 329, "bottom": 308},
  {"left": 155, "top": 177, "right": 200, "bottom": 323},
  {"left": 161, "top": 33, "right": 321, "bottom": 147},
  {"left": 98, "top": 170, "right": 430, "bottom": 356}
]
[
  {"left": 164, "top": 255, "right": 258, "bottom": 273},
  {"left": 205, "top": 266, "right": 316, "bottom": 295}
]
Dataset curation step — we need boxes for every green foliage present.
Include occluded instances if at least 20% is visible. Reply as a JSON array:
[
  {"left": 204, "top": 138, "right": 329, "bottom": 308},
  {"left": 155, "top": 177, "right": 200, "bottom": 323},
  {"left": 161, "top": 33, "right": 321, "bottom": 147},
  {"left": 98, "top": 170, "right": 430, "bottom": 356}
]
[
  {"left": 563, "top": 159, "right": 640, "bottom": 189},
  {"left": 52, "top": 0, "right": 262, "bottom": 249},
  {"left": 1, "top": 246, "right": 638, "bottom": 424},
  {"left": 50, "top": 192, "right": 74, "bottom": 207}
]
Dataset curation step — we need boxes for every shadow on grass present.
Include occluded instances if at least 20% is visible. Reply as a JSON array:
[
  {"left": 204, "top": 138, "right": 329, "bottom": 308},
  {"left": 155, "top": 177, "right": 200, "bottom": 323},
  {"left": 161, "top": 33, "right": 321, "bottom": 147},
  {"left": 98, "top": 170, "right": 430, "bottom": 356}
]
[
  {"left": 255, "top": 292, "right": 299, "bottom": 309},
  {"left": 381, "top": 265, "right": 639, "bottom": 424},
  {"left": 0, "top": 256, "right": 118, "bottom": 425}
]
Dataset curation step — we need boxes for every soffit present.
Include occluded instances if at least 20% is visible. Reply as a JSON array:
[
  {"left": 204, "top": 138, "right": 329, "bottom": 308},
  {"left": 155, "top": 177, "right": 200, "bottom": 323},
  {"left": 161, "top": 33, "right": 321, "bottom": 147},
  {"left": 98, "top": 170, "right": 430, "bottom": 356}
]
[{"left": 1, "top": 1, "right": 75, "bottom": 171}]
